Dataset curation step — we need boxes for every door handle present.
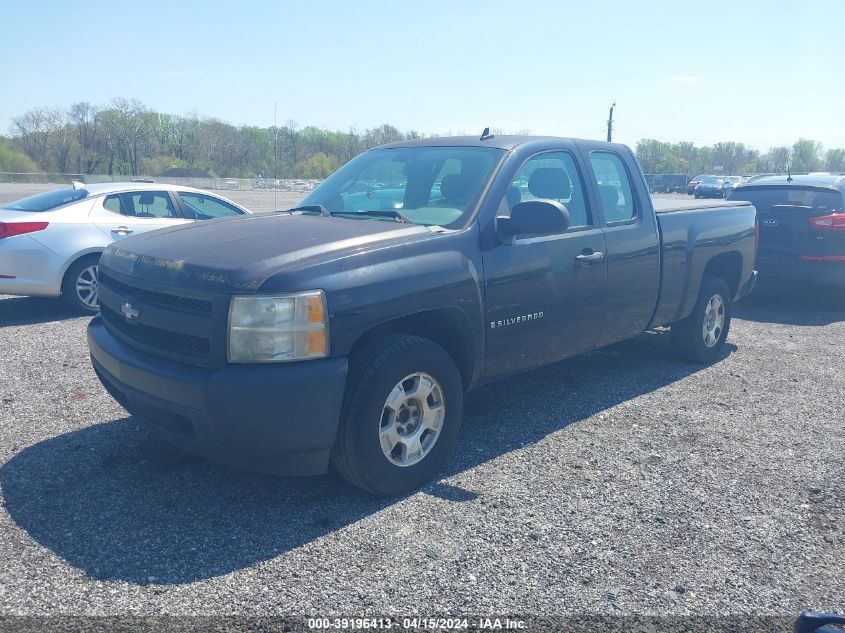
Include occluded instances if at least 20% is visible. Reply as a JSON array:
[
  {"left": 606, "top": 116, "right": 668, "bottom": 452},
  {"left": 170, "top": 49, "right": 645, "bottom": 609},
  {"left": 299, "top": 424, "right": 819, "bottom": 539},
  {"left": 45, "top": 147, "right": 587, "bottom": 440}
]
[
  {"left": 111, "top": 226, "right": 133, "bottom": 235},
  {"left": 575, "top": 250, "right": 604, "bottom": 266}
]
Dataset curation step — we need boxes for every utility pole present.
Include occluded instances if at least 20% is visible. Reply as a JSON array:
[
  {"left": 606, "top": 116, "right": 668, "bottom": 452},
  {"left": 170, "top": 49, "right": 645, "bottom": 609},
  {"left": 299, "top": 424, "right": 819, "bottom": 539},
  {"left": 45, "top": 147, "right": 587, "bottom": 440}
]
[{"left": 607, "top": 101, "right": 616, "bottom": 143}]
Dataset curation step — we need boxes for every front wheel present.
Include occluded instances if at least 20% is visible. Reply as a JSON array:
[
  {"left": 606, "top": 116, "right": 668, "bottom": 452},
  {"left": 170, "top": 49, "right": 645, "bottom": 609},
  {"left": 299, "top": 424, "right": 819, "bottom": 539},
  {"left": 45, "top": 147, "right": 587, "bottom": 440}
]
[
  {"left": 670, "top": 276, "right": 732, "bottom": 363},
  {"left": 331, "top": 335, "right": 464, "bottom": 495},
  {"left": 61, "top": 255, "right": 101, "bottom": 314}
]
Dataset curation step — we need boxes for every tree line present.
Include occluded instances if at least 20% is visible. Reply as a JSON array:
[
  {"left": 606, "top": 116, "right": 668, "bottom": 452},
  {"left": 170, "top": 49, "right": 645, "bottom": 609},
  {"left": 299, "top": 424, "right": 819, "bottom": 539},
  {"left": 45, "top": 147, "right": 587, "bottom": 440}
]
[
  {"left": 2, "top": 98, "right": 844, "bottom": 179},
  {"left": 1, "top": 99, "right": 422, "bottom": 179},
  {"left": 635, "top": 138, "right": 845, "bottom": 176}
]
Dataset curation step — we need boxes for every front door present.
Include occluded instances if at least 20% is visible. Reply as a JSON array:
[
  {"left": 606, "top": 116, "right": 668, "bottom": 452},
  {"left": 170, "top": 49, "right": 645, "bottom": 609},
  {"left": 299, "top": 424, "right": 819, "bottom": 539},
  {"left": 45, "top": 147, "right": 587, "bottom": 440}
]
[{"left": 482, "top": 150, "right": 608, "bottom": 379}]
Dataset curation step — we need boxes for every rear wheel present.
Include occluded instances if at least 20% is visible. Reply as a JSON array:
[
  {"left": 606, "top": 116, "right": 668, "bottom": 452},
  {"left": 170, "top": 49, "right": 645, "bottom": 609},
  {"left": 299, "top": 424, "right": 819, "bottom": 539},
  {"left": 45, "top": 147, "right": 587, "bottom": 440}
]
[
  {"left": 670, "top": 276, "right": 732, "bottom": 363},
  {"left": 61, "top": 255, "right": 101, "bottom": 314},
  {"left": 331, "top": 335, "right": 464, "bottom": 496}
]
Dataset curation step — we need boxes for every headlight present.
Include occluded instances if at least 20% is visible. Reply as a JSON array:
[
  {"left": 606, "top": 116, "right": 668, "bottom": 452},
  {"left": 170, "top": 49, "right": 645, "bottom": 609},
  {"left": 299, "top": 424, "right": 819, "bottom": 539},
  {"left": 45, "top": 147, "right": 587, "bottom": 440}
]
[{"left": 228, "top": 290, "right": 328, "bottom": 363}]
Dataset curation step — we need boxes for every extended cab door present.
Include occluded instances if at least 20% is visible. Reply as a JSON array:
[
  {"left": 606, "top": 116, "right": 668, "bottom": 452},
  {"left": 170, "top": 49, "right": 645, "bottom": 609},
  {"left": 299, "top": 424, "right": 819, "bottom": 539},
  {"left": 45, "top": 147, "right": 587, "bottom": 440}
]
[
  {"left": 91, "top": 190, "right": 189, "bottom": 241},
  {"left": 482, "top": 150, "right": 608, "bottom": 379},
  {"left": 581, "top": 146, "right": 661, "bottom": 347}
]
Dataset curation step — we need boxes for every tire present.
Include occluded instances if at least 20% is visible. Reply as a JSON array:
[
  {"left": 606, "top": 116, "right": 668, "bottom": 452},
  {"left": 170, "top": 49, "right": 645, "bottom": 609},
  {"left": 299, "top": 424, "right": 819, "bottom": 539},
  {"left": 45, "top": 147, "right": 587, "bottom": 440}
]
[
  {"left": 670, "top": 276, "right": 732, "bottom": 363},
  {"left": 61, "top": 254, "right": 101, "bottom": 314},
  {"left": 331, "top": 335, "right": 464, "bottom": 496},
  {"left": 694, "top": 193, "right": 700, "bottom": 199}
]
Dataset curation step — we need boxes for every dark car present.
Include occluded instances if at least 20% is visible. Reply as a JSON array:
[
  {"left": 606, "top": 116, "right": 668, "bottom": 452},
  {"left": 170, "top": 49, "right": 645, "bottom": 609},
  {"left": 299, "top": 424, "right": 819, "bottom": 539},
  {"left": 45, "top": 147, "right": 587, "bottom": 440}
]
[
  {"left": 687, "top": 174, "right": 714, "bottom": 195},
  {"left": 728, "top": 174, "right": 845, "bottom": 287},
  {"left": 695, "top": 176, "right": 731, "bottom": 199}
]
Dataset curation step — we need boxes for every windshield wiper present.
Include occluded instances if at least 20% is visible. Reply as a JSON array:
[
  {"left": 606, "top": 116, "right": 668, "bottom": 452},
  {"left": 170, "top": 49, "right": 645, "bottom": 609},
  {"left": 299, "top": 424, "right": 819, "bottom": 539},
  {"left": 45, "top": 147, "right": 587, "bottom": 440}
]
[
  {"left": 331, "top": 209, "right": 410, "bottom": 223},
  {"left": 286, "top": 204, "right": 330, "bottom": 216}
]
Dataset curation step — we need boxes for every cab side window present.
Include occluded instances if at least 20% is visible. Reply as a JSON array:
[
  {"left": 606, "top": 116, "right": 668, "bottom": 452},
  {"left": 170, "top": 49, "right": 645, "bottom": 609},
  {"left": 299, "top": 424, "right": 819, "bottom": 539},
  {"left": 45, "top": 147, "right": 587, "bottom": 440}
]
[
  {"left": 506, "top": 151, "right": 590, "bottom": 230},
  {"left": 590, "top": 152, "right": 636, "bottom": 224}
]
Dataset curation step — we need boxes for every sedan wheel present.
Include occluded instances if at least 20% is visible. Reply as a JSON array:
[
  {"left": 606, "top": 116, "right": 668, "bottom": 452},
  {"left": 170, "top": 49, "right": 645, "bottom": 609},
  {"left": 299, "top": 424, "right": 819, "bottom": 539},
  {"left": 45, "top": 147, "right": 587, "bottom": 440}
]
[
  {"left": 75, "top": 265, "right": 100, "bottom": 309},
  {"left": 61, "top": 255, "right": 102, "bottom": 314}
]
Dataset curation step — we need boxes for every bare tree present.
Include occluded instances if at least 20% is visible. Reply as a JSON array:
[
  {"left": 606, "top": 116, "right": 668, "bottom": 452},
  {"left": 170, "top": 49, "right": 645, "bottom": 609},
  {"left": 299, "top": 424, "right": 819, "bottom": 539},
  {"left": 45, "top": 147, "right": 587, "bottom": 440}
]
[
  {"left": 10, "top": 107, "right": 60, "bottom": 169},
  {"left": 69, "top": 102, "right": 101, "bottom": 173}
]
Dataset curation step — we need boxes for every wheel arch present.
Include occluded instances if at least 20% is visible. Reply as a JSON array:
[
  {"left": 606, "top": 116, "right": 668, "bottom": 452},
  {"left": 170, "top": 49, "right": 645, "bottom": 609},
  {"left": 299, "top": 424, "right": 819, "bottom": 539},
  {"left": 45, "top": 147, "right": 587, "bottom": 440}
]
[
  {"left": 347, "top": 308, "right": 477, "bottom": 390},
  {"left": 58, "top": 249, "right": 104, "bottom": 294},
  {"left": 702, "top": 251, "right": 743, "bottom": 299}
]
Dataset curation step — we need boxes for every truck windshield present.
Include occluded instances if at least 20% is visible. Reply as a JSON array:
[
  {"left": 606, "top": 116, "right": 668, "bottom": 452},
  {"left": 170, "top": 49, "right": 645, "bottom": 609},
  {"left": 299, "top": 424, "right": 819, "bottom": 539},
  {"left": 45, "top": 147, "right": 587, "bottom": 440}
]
[{"left": 298, "top": 146, "right": 504, "bottom": 227}]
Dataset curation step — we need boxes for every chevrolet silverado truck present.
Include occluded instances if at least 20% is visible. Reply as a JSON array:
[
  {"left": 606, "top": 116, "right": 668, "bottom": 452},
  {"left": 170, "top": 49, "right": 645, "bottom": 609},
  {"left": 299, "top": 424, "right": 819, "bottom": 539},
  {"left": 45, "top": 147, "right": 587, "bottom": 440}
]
[{"left": 87, "top": 135, "right": 757, "bottom": 495}]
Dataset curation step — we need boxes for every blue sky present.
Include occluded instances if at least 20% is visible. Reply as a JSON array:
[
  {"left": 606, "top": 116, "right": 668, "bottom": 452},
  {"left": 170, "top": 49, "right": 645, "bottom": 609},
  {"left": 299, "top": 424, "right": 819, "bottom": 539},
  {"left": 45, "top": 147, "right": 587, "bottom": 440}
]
[{"left": 3, "top": 0, "right": 844, "bottom": 150}]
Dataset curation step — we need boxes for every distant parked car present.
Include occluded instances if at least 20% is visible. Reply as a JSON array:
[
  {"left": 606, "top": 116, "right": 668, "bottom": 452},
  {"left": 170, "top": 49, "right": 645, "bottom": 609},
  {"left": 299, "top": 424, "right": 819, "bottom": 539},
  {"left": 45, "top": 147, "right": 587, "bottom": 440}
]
[
  {"left": 655, "top": 174, "right": 690, "bottom": 193},
  {"left": 694, "top": 176, "right": 731, "bottom": 199},
  {"left": 728, "top": 174, "right": 845, "bottom": 287},
  {"left": 724, "top": 176, "right": 743, "bottom": 192},
  {"left": 0, "top": 183, "right": 250, "bottom": 312},
  {"left": 687, "top": 174, "right": 715, "bottom": 195},
  {"left": 253, "top": 178, "right": 267, "bottom": 189}
]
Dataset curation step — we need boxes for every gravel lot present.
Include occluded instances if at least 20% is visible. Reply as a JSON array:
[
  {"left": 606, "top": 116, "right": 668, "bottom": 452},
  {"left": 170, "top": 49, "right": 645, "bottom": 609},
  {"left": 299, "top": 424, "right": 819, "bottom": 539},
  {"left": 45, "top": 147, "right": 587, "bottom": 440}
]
[
  {"left": 0, "top": 181, "right": 843, "bottom": 623},
  {"left": 0, "top": 281, "right": 843, "bottom": 620}
]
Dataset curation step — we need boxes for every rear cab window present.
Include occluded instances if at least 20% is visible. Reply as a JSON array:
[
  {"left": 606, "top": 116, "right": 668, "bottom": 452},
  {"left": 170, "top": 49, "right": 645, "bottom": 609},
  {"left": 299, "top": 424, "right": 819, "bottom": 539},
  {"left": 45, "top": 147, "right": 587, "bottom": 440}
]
[{"left": 589, "top": 151, "right": 637, "bottom": 224}]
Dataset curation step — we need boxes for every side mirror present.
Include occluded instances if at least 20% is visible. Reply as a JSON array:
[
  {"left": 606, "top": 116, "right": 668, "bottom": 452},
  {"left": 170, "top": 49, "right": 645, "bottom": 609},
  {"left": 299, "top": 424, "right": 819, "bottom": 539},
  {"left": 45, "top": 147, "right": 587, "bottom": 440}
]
[{"left": 497, "top": 199, "right": 570, "bottom": 240}]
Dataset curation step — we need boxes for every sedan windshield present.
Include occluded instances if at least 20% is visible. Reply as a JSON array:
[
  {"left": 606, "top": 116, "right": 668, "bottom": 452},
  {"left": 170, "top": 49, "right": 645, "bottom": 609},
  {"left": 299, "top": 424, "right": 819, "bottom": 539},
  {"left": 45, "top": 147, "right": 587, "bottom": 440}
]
[
  {"left": 298, "top": 146, "right": 504, "bottom": 227},
  {"left": 2, "top": 187, "right": 88, "bottom": 212}
]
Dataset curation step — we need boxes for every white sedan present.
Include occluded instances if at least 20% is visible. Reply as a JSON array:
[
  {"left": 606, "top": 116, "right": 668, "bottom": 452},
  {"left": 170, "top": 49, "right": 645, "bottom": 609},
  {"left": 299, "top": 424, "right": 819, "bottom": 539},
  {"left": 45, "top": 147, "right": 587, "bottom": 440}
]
[{"left": 0, "top": 182, "right": 250, "bottom": 313}]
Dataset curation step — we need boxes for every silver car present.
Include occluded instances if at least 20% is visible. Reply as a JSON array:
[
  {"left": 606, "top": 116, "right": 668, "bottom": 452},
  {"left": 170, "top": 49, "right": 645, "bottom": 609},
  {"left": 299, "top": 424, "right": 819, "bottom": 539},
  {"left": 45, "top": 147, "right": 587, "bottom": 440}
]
[{"left": 0, "top": 182, "right": 250, "bottom": 313}]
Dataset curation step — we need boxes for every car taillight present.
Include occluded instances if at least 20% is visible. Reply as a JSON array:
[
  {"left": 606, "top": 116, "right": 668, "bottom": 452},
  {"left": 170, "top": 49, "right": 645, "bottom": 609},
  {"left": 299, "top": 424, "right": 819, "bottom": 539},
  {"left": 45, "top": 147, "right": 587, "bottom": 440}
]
[
  {"left": 0, "top": 221, "right": 49, "bottom": 239},
  {"left": 809, "top": 213, "right": 845, "bottom": 231}
]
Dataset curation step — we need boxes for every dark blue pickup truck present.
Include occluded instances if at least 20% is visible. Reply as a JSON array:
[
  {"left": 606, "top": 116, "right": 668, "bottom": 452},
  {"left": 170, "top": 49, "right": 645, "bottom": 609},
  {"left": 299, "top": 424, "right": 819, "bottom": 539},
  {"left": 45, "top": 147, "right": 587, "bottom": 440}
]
[{"left": 87, "top": 135, "right": 757, "bottom": 495}]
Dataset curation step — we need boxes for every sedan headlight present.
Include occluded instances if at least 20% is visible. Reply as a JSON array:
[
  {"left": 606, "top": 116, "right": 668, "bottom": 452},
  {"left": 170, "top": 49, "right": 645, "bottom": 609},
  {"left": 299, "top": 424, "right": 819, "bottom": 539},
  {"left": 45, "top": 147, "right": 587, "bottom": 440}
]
[{"left": 228, "top": 290, "right": 328, "bottom": 363}]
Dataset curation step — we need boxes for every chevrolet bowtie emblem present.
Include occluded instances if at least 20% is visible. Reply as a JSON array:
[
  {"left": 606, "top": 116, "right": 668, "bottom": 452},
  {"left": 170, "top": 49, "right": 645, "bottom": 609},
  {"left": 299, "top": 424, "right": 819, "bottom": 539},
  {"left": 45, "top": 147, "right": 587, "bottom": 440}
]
[{"left": 120, "top": 301, "right": 140, "bottom": 321}]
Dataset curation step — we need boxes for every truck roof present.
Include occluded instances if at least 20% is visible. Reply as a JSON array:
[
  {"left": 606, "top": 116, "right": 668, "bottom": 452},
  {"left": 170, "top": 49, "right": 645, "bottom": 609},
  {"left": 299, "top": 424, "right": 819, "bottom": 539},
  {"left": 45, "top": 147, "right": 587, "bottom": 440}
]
[{"left": 376, "top": 135, "right": 629, "bottom": 152}]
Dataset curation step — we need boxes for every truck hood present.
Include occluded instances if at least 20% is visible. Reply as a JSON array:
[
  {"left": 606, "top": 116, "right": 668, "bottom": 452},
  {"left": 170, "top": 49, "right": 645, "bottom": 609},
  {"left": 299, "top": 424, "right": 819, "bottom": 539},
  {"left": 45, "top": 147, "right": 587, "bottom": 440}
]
[{"left": 99, "top": 212, "right": 435, "bottom": 293}]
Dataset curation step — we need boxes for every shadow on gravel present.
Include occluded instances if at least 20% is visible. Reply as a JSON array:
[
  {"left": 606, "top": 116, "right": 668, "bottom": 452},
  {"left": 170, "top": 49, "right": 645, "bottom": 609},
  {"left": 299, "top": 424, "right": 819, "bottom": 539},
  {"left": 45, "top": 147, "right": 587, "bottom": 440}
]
[
  {"left": 734, "top": 280, "right": 845, "bottom": 326},
  {"left": 1, "top": 330, "right": 723, "bottom": 585},
  {"left": 0, "top": 296, "right": 81, "bottom": 327}
]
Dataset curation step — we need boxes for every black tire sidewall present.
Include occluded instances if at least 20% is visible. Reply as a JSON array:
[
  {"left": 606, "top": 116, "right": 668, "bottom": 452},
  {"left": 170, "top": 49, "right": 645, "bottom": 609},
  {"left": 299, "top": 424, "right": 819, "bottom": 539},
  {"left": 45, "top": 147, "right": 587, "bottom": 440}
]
[
  {"left": 61, "top": 255, "right": 101, "bottom": 314},
  {"left": 339, "top": 338, "right": 464, "bottom": 495},
  {"left": 686, "top": 277, "right": 732, "bottom": 362}
]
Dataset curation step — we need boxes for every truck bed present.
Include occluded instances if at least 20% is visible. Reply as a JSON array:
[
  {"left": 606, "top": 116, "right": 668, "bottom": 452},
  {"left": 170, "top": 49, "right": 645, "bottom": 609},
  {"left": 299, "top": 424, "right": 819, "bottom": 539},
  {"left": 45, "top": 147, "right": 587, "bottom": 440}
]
[{"left": 652, "top": 197, "right": 751, "bottom": 213}]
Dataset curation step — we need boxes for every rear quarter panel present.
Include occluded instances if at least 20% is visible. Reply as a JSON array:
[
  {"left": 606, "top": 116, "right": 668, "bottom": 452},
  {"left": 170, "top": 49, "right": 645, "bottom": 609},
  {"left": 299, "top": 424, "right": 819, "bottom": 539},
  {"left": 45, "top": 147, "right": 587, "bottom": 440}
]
[{"left": 650, "top": 203, "right": 756, "bottom": 326}]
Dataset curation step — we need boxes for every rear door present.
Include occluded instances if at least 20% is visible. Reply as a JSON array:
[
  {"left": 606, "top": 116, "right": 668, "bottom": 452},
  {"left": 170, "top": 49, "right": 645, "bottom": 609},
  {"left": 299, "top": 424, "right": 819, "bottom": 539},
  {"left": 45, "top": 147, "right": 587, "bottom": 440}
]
[
  {"left": 91, "top": 190, "right": 189, "bottom": 241},
  {"left": 728, "top": 185, "right": 845, "bottom": 273},
  {"left": 482, "top": 149, "right": 608, "bottom": 379},
  {"left": 582, "top": 146, "right": 661, "bottom": 347}
]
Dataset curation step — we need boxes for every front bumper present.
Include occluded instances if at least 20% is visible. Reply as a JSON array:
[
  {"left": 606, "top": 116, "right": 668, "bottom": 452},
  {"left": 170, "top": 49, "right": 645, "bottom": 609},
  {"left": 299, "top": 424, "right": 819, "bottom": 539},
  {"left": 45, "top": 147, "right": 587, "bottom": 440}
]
[{"left": 88, "top": 316, "right": 348, "bottom": 475}]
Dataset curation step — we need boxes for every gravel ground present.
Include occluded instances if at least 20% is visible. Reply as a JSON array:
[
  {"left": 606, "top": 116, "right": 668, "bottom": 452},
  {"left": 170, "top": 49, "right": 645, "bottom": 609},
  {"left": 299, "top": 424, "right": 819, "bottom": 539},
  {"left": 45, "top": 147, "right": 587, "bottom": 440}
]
[{"left": 0, "top": 280, "right": 843, "bottom": 621}]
